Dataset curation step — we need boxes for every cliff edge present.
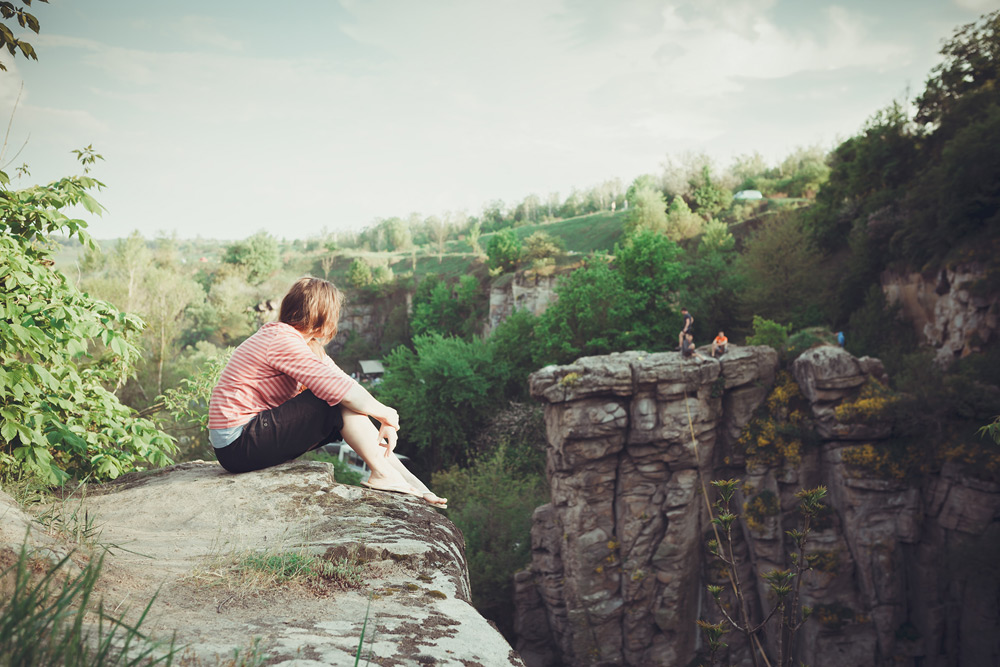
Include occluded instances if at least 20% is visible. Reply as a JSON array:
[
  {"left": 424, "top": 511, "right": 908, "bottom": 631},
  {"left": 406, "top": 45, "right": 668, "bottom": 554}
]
[
  {"left": 515, "top": 344, "right": 1000, "bottom": 667},
  {"left": 1, "top": 460, "right": 523, "bottom": 667}
]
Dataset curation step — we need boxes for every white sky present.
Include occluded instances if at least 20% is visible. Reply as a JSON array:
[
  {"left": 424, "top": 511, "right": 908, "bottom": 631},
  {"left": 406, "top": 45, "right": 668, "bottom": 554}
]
[{"left": 1, "top": 0, "right": 997, "bottom": 240}]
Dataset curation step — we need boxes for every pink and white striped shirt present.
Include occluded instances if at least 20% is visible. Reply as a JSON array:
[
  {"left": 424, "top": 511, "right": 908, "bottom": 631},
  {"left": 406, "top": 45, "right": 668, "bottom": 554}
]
[{"left": 208, "top": 322, "right": 356, "bottom": 430}]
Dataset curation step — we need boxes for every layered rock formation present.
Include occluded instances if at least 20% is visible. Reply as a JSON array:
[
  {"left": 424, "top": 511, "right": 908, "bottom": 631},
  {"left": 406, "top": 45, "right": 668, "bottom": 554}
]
[
  {"left": 486, "top": 273, "right": 559, "bottom": 335},
  {"left": 514, "top": 345, "right": 1000, "bottom": 666},
  {"left": 2, "top": 461, "right": 522, "bottom": 666},
  {"left": 882, "top": 263, "right": 999, "bottom": 365}
]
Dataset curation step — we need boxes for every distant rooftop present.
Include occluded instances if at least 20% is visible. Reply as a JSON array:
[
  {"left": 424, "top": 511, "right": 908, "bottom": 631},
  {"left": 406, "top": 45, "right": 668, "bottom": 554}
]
[{"left": 359, "top": 360, "right": 385, "bottom": 375}]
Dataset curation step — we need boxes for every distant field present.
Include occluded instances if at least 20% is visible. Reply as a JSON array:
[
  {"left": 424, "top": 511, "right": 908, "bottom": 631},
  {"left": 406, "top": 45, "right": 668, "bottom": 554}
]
[{"left": 481, "top": 210, "right": 628, "bottom": 255}]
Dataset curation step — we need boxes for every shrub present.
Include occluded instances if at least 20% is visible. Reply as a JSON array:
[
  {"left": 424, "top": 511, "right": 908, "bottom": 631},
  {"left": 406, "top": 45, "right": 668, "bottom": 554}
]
[
  {"left": 1, "top": 165, "right": 176, "bottom": 483},
  {"left": 431, "top": 444, "right": 549, "bottom": 639},
  {"left": 746, "top": 316, "right": 790, "bottom": 354}
]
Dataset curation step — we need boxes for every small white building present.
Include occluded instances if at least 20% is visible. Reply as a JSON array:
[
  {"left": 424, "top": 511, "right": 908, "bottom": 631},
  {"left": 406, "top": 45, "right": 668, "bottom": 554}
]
[
  {"left": 358, "top": 359, "right": 385, "bottom": 384},
  {"left": 733, "top": 189, "right": 764, "bottom": 200}
]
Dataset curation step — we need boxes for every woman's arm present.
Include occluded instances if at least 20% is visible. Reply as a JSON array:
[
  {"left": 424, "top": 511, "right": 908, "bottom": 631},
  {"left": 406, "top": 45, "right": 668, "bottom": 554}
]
[{"left": 340, "top": 382, "right": 400, "bottom": 455}]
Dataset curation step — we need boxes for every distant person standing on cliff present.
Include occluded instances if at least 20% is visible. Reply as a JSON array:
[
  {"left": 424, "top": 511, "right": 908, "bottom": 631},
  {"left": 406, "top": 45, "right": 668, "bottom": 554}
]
[
  {"left": 837, "top": 331, "right": 845, "bottom": 347},
  {"left": 208, "top": 276, "right": 446, "bottom": 508},
  {"left": 678, "top": 308, "right": 694, "bottom": 350}
]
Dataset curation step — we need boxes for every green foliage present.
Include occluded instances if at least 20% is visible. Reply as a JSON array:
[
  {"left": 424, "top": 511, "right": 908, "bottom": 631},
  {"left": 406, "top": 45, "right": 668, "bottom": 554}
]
[
  {"left": 486, "top": 228, "right": 523, "bottom": 273},
  {"left": 222, "top": 231, "right": 280, "bottom": 285},
  {"left": 301, "top": 448, "right": 364, "bottom": 486},
  {"left": 785, "top": 327, "right": 834, "bottom": 362},
  {"left": 807, "top": 100, "right": 920, "bottom": 253},
  {"left": 680, "top": 235, "right": 744, "bottom": 341},
  {"left": 738, "top": 212, "right": 829, "bottom": 327},
  {"left": 531, "top": 231, "right": 689, "bottom": 364},
  {"left": 704, "top": 481, "right": 827, "bottom": 667},
  {"left": 532, "top": 256, "right": 634, "bottom": 364},
  {"left": 626, "top": 184, "right": 668, "bottom": 234},
  {"left": 156, "top": 344, "right": 231, "bottom": 461},
  {"left": 746, "top": 316, "right": 789, "bottom": 353},
  {"left": 522, "top": 230, "right": 564, "bottom": 263},
  {"left": 664, "top": 195, "right": 704, "bottom": 240},
  {"left": 1, "top": 167, "right": 176, "bottom": 484},
  {"left": 981, "top": 416, "right": 1000, "bottom": 445},
  {"left": 845, "top": 286, "right": 916, "bottom": 375},
  {"left": 612, "top": 228, "right": 687, "bottom": 348},
  {"left": 379, "top": 334, "right": 498, "bottom": 469},
  {"left": 488, "top": 309, "right": 541, "bottom": 401},
  {"left": 0, "top": 542, "right": 177, "bottom": 665},
  {"left": 345, "top": 257, "right": 372, "bottom": 287},
  {"left": 410, "top": 274, "right": 483, "bottom": 340},
  {"left": 431, "top": 444, "right": 549, "bottom": 636},
  {"left": 916, "top": 10, "right": 1000, "bottom": 127},
  {"left": 691, "top": 166, "right": 729, "bottom": 218},
  {"left": 0, "top": 0, "right": 44, "bottom": 71}
]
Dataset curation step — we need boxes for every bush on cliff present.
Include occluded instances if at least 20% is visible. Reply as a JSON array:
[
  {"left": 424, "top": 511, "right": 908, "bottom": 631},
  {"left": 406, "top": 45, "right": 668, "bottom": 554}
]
[{"left": 0, "top": 160, "right": 176, "bottom": 484}]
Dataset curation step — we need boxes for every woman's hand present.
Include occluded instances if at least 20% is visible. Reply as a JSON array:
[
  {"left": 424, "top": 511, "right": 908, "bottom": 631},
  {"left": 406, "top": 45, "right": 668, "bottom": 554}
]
[
  {"left": 341, "top": 384, "right": 400, "bottom": 457},
  {"left": 375, "top": 406, "right": 400, "bottom": 457}
]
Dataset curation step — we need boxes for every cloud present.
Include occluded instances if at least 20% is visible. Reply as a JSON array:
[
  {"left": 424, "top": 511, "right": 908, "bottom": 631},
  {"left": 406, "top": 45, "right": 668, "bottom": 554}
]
[
  {"left": 952, "top": 0, "right": 999, "bottom": 11},
  {"left": 9, "top": 0, "right": 955, "bottom": 238},
  {"left": 176, "top": 16, "right": 245, "bottom": 52}
]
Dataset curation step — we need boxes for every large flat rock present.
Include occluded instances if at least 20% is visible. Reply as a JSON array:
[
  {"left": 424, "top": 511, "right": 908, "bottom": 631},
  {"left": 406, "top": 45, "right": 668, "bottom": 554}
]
[{"left": 6, "top": 461, "right": 522, "bottom": 667}]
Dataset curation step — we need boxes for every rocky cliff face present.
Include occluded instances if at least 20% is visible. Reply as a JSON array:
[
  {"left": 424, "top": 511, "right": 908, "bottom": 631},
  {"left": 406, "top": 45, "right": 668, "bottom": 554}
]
[
  {"left": 2, "top": 461, "right": 522, "bottom": 666},
  {"left": 486, "top": 273, "right": 559, "bottom": 335},
  {"left": 514, "top": 345, "right": 1000, "bottom": 667},
  {"left": 882, "top": 263, "right": 999, "bottom": 366}
]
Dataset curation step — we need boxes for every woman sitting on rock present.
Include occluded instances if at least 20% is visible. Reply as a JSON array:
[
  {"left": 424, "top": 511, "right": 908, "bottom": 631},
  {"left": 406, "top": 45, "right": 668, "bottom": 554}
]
[{"left": 208, "top": 276, "right": 446, "bottom": 508}]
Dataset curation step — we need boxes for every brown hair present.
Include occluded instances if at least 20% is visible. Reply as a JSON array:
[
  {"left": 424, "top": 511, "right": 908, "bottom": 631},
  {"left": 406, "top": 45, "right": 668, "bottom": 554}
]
[{"left": 279, "top": 276, "right": 344, "bottom": 343}]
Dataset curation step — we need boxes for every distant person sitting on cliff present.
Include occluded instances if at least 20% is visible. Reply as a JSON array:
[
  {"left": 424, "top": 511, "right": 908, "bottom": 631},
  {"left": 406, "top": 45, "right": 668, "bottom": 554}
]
[
  {"left": 711, "top": 331, "right": 728, "bottom": 358},
  {"left": 681, "top": 332, "right": 704, "bottom": 361},
  {"left": 678, "top": 307, "right": 694, "bottom": 349},
  {"left": 208, "top": 276, "right": 447, "bottom": 509}
]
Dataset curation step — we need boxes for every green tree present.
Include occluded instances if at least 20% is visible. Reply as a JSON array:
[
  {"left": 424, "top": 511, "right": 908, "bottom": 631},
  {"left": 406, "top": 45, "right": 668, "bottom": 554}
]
[
  {"left": 626, "top": 184, "right": 668, "bottom": 234},
  {"left": 613, "top": 228, "right": 686, "bottom": 349},
  {"left": 411, "top": 275, "right": 483, "bottom": 340},
  {"left": 916, "top": 10, "right": 1000, "bottom": 128},
  {"left": 425, "top": 215, "right": 450, "bottom": 263},
  {"left": 467, "top": 220, "right": 484, "bottom": 257},
  {"left": 140, "top": 266, "right": 206, "bottom": 395},
  {"left": 346, "top": 257, "right": 372, "bottom": 287},
  {"left": 691, "top": 166, "right": 730, "bottom": 218},
  {"left": 222, "top": 231, "right": 280, "bottom": 285},
  {"left": 534, "top": 257, "right": 634, "bottom": 364},
  {"left": 0, "top": 165, "right": 175, "bottom": 483},
  {"left": 431, "top": 444, "right": 548, "bottom": 636},
  {"left": 379, "top": 334, "right": 498, "bottom": 469},
  {"left": 486, "top": 228, "right": 522, "bottom": 273},
  {"left": 522, "top": 230, "right": 564, "bottom": 264},
  {"left": 664, "top": 195, "right": 705, "bottom": 240},
  {"left": 488, "top": 308, "right": 539, "bottom": 401},
  {"left": 680, "top": 226, "right": 745, "bottom": 341},
  {"left": 738, "top": 212, "right": 829, "bottom": 328}
]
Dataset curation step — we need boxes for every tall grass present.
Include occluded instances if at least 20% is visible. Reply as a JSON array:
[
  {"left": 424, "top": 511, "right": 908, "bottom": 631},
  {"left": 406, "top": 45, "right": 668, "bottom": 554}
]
[{"left": 0, "top": 542, "right": 176, "bottom": 666}]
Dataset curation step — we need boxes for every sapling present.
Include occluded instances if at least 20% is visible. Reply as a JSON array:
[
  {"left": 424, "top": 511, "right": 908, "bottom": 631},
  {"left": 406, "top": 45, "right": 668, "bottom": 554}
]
[{"left": 699, "top": 479, "right": 827, "bottom": 667}]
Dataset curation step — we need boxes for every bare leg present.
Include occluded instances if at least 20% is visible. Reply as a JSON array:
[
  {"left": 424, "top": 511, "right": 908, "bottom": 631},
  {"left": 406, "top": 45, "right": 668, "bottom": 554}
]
[
  {"left": 341, "top": 408, "right": 447, "bottom": 507},
  {"left": 341, "top": 408, "right": 414, "bottom": 492}
]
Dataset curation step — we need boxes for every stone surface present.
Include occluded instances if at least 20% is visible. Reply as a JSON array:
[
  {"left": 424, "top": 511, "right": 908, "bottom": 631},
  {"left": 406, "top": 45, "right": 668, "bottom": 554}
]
[
  {"left": 882, "top": 264, "right": 1000, "bottom": 366},
  {"left": 1, "top": 461, "right": 522, "bottom": 667},
  {"left": 515, "top": 345, "right": 1000, "bottom": 667},
  {"left": 486, "top": 273, "right": 560, "bottom": 335}
]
